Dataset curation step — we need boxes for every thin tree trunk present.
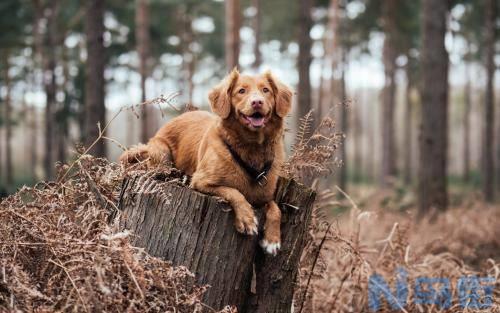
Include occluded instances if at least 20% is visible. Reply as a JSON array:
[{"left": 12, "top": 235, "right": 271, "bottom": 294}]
[
  {"left": 325, "top": 0, "right": 340, "bottom": 123},
  {"left": 180, "top": 4, "right": 195, "bottom": 106},
  {"left": 296, "top": 0, "right": 313, "bottom": 125},
  {"left": 136, "top": 0, "right": 151, "bottom": 143},
  {"left": 353, "top": 104, "right": 363, "bottom": 182},
  {"left": 418, "top": 0, "right": 449, "bottom": 216},
  {"left": 463, "top": 61, "right": 471, "bottom": 182},
  {"left": 252, "top": 0, "right": 261, "bottom": 69},
  {"left": 403, "top": 66, "right": 413, "bottom": 185},
  {"left": 29, "top": 106, "right": 38, "bottom": 181},
  {"left": 84, "top": 0, "right": 107, "bottom": 157},
  {"left": 225, "top": 0, "right": 240, "bottom": 70},
  {"left": 380, "top": 0, "right": 397, "bottom": 186},
  {"left": 43, "top": 1, "right": 60, "bottom": 179},
  {"left": 57, "top": 48, "right": 72, "bottom": 164},
  {"left": 482, "top": 0, "right": 495, "bottom": 202},
  {"left": 3, "top": 53, "right": 13, "bottom": 186},
  {"left": 338, "top": 49, "right": 348, "bottom": 191}
]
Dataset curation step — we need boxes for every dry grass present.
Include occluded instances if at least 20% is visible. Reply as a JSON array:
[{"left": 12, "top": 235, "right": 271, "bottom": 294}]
[
  {"left": 298, "top": 193, "right": 500, "bottom": 313},
  {"left": 284, "top": 112, "right": 499, "bottom": 312},
  {"left": 0, "top": 155, "right": 234, "bottom": 313}
]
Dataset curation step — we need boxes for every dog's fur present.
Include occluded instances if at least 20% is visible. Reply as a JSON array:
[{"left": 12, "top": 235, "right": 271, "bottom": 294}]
[{"left": 120, "top": 69, "right": 292, "bottom": 255}]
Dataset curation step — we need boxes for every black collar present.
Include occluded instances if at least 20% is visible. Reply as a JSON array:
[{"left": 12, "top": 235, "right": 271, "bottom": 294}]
[{"left": 223, "top": 140, "right": 273, "bottom": 186}]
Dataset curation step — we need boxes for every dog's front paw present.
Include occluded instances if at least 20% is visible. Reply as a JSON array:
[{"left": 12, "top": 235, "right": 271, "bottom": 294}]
[
  {"left": 234, "top": 212, "right": 258, "bottom": 235},
  {"left": 260, "top": 239, "right": 281, "bottom": 256}
]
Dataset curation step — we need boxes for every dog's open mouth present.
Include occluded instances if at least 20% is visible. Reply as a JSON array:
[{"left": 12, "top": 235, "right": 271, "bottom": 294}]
[{"left": 243, "top": 112, "right": 266, "bottom": 128}]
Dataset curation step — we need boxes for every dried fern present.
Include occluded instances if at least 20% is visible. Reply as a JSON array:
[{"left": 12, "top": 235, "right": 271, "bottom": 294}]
[{"left": 283, "top": 111, "right": 344, "bottom": 185}]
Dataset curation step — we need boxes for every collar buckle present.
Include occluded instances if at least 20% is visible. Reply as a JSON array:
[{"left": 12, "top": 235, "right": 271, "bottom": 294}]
[{"left": 256, "top": 172, "right": 268, "bottom": 187}]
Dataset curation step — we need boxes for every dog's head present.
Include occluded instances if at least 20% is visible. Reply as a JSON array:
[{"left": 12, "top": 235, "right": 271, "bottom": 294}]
[{"left": 208, "top": 69, "right": 292, "bottom": 131}]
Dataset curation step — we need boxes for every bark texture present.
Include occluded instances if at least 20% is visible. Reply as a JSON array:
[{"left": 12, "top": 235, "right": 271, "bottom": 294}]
[
  {"left": 463, "top": 62, "right": 471, "bottom": 182},
  {"left": 418, "top": 0, "right": 449, "bottom": 215},
  {"left": 84, "top": 0, "right": 106, "bottom": 157},
  {"left": 380, "top": 0, "right": 397, "bottom": 186},
  {"left": 43, "top": 1, "right": 60, "bottom": 179},
  {"left": 483, "top": 0, "right": 496, "bottom": 202},
  {"left": 2, "top": 53, "right": 13, "bottom": 186},
  {"left": 338, "top": 50, "right": 348, "bottom": 191},
  {"left": 225, "top": 0, "right": 240, "bottom": 70},
  {"left": 136, "top": 0, "right": 152, "bottom": 143},
  {"left": 403, "top": 67, "right": 413, "bottom": 185},
  {"left": 118, "top": 173, "right": 315, "bottom": 312},
  {"left": 296, "top": 0, "right": 313, "bottom": 125},
  {"left": 252, "top": 0, "right": 261, "bottom": 69}
]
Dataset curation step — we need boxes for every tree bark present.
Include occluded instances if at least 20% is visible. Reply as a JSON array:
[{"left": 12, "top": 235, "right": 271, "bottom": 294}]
[
  {"left": 338, "top": 49, "right": 348, "bottom": 191},
  {"left": 463, "top": 61, "right": 471, "bottom": 183},
  {"left": 296, "top": 0, "right": 313, "bottom": 126},
  {"left": 136, "top": 0, "right": 152, "bottom": 143},
  {"left": 418, "top": 0, "right": 449, "bottom": 216},
  {"left": 180, "top": 4, "right": 196, "bottom": 106},
  {"left": 252, "top": 0, "right": 261, "bottom": 69},
  {"left": 380, "top": 0, "right": 397, "bottom": 186},
  {"left": 84, "top": 0, "right": 107, "bottom": 157},
  {"left": 225, "top": 0, "right": 240, "bottom": 70},
  {"left": 43, "top": 1, "right": 60, "bottom": 179},
  {"left": 403, "top": 66, "right": 413, "bottom": 185},
  {"left": 482, "top": 0, "right": 495, "bottom": 202},
  {"left": 2, "top": 53, "right": 13, "bottom": 186},
  {"left": 118, "top": 173, "right": 315, "bottom": 312}
]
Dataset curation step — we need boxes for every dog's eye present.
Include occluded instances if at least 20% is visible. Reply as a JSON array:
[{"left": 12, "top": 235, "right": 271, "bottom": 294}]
[
  {"left": 238, "top": 88, "right": 246, "bottom": 94},
  {"left": 263, "top": 87, "right": 270, "bottom": 93}
]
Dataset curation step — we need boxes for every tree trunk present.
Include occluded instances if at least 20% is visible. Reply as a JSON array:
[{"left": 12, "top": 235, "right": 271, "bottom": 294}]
[
  {"left": 29, "top": 106, "right": 38, "bottom": 181},
  {"left": 380, "top": 0, "right": 397, "bottom": 186},
  {"left": 118, "top": 173, "right": 315, "bottom": 312},
  {"left": 463, "top": 61, "right": 471, "bottom": 183},
  {"left": 403, "top": 66, "right": 413, "bottom": 185},
  {"left": 418, "top": 0, "right": 449, "bottom": 216},
  {"left": 2, "top": 53, "right": 13, "bottom": 186},
  {"left": 180, "top": 4, "right": 196, "bottom": 106},
  {"left": 136, "top": 0, "right": 152, "bottom": 143},
  {"left": 482, "top": 0, "right": 495, "bottom": 202},
  {"left": 57, "top": 48, "right": 72, "bottom": 164},
  {"left": 338, "top": 49, "right": 348, "bottom": 191},
  {"left": 252, "top": 0, "right": 261, "bottom": 69},
  {"left": 319, "top": 0, "right": 340, "bottom": 125},
  {"left": 0, "top": 96, "right": 3, "bottom": 187},
  {"left": 296, "top": 0, "right": 313, "bottom": 125},
  {"left": 351, "top": 99, "right": 363, "bottom": 183},
  {"left": 43, "top": 1, "right": 59, "bottom": 179},
  {"left": 84, "top": 0, "right": 107, "bottom": 157},
  {"left": 225, "top": 0, "right": 240, "bottom": 70}
]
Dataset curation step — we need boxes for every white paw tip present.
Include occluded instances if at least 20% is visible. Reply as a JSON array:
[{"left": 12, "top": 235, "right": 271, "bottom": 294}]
[{"left": 260, "top": 240, "right": 281, "bottom": 256}]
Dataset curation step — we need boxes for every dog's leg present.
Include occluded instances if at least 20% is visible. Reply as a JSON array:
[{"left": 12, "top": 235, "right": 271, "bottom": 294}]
[
  {"left": 145, "top": 137, "right": 173, "bottom": 165},
  {"left": 260, "top": 201, "right": 281, "bottom": 255},
  {"left": 192, "top": 184, "right": 258, "bottom": 235},
  {"left": 120, "top": 137, "right": 172, "bottom": 166}
]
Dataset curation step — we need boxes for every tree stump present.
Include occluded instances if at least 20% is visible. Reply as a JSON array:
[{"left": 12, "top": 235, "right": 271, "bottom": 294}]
[{"left": 118, "top": 172, "right": 315, "bottom": 312}]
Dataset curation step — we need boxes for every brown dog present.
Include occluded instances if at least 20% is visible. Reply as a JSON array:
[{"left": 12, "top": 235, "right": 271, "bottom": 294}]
[{"left": 120, "top": 69, "right": 292, "bottom": 255}]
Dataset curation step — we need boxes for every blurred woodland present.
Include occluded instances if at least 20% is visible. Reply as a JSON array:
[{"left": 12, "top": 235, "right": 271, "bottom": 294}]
[
  {"left": 0, "top": 0, "right": 499, "bottom": 213},
  {"left": 1, "top": 1, "right": 500, "bottom": 312}
]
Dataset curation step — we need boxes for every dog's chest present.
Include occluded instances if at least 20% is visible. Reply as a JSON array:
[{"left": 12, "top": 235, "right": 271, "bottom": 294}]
[{"left": 223, "top": 166, "right": 278, "bottom": 207}]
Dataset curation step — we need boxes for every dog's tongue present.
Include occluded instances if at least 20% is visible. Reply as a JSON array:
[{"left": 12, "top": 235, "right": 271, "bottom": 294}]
[{"left": 248, "top": 115, "right": 265, "bottom": 127}]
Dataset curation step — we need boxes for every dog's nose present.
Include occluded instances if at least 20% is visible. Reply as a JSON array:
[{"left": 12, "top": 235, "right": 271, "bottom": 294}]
[{"left": 251, "top": 98, "right": 264, "bottom": 109}]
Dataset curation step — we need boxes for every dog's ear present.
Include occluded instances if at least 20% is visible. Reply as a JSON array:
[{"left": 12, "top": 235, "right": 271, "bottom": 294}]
[
  {"left": 208, "top": 68, "right": 239, "bottom": 119},
  {"left": 265, "top": 71, "right": 293, "bottom": 118}
]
